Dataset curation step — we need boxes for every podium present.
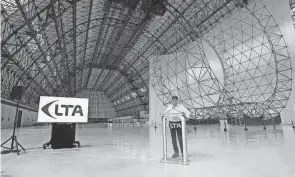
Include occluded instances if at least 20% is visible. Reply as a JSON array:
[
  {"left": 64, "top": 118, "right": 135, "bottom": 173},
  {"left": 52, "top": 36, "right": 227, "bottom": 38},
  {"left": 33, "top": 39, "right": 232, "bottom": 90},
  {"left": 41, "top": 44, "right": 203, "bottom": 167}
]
[
  {"left": 43, "top": 123, "right": 80, "bottom": 149},
  {"left": 160, "top": 115, "right": 190, "bottom": 165}
]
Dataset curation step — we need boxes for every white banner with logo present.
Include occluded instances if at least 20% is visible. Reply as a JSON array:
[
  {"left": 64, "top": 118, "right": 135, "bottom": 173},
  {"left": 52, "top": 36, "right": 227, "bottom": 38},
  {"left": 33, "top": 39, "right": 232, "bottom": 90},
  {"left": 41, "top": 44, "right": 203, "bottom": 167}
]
[{"left": 37, "top": 96, "right": 89, "bottom": 123}]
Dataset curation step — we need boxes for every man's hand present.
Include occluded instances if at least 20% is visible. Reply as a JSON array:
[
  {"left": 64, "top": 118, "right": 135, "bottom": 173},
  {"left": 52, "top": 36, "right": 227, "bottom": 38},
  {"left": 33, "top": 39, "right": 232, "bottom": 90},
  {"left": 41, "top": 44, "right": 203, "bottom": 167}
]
[
  {"left": 166, "top": 121, "right": 170, "bottom": 128},
  {"left": 182, "top": 112, "right": 191, "bottom": 120}
]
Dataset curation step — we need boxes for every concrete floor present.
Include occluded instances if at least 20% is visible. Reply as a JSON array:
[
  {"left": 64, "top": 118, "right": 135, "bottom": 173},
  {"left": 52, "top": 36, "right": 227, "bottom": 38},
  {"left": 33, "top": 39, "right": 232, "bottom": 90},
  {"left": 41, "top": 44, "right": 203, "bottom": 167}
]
[{"left": 1, "top": 123, "right": 295, "bottom": 177}]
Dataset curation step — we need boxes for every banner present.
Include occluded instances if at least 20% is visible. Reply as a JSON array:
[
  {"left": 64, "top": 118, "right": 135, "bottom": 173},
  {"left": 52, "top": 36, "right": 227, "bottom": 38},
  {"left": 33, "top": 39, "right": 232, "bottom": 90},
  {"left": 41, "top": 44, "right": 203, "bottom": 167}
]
[{"left": 37, "top": 96, "right": 89, "bottom": 123}]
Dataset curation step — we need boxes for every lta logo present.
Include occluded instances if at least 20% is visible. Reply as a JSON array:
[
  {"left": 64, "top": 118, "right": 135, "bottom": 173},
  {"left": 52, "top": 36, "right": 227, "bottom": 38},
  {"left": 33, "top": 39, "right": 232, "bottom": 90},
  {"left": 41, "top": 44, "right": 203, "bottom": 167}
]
[{"left": 41, "top": 100, "right": 84, "bottom": 119}]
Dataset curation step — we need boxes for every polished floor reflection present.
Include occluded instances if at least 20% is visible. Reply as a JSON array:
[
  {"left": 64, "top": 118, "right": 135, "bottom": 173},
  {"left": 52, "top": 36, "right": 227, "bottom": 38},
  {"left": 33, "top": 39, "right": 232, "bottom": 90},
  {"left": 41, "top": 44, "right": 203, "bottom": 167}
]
[{"left": 1, "top": 124, "right": 295, "bottom": 177}]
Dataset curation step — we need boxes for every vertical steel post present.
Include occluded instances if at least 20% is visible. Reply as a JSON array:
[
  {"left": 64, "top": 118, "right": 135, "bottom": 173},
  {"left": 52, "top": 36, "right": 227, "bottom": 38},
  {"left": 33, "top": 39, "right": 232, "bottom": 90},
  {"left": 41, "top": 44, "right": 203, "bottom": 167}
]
[
  {"left": 162, "top": 116, "right": 167, "bottom": 161},
  {"left": 181, "top": 116, "right": 188, "bottom": 164}
]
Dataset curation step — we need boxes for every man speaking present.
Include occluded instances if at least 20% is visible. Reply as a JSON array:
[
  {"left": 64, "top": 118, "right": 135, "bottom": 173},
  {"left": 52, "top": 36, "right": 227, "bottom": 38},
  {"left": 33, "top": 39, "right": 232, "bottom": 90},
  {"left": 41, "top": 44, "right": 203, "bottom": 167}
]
[{"left": 162, "top": 96, "right": 190, "bottom": 158}]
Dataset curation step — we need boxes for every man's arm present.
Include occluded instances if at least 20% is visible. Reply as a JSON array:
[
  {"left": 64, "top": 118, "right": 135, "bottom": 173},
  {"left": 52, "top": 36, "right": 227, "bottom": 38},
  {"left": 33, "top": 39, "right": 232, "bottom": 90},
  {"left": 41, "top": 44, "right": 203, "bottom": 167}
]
[
  {"left": 162, "top": 105, "right": 172, "bottom": 116},
  {"left": 181, "top": 105, "right": 191, "bottom": 118}
]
